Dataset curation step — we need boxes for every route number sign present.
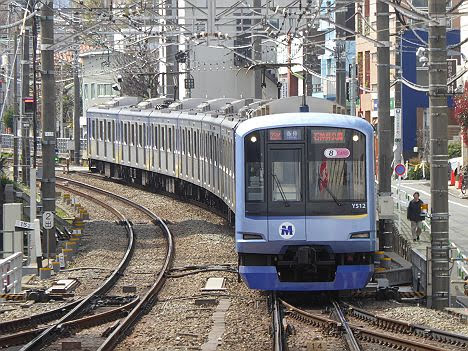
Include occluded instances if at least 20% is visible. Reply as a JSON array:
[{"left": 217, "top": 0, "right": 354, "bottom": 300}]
[
  {"left": 394, "top": 163, "right": 406, "bottom": 177},
  {"left": 43, "top": 211, "right": 54, "bottom": 229}
]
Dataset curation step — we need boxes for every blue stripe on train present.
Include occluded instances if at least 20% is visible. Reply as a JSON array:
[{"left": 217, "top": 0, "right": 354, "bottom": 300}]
[{"left": 239, "top": 265, "right": 373, "bottom": 291}]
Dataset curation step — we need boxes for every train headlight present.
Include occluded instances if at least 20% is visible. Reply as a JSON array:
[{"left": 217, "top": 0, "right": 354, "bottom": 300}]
[
  {"left": 250, "top": 136, "right": 257, "bottom": 143},
  {"left": 242, "top": 233, "right": 263, "bottom": 240},
  {"left": 350, "top": 232, "right": 370, "bottom": 239},
  {"left": 352, "top": 134, "right": 359, "bottom": 142}
]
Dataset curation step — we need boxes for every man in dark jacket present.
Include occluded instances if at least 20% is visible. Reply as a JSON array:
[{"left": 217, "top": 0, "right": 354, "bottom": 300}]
[{"left": 407, "top": 192, "right": 424, "bottom": 241}]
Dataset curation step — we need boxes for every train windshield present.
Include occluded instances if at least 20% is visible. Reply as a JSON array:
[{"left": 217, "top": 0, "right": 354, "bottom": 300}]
[
  {"left": 307, "top": 128, "right": 366, "bottom": 213},
  {"left": 244, "top": 127, "right": 367, "bottom": 216}
]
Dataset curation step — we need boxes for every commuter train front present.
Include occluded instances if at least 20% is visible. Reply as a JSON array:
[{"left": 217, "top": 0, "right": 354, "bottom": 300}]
[{"left": 235, "top": 113, "right": 376, "bottom": 291}]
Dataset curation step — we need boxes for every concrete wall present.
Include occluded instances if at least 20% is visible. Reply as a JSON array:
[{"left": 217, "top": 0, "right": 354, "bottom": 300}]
[{"left": 190, "top": 46, "right": 277, "bottom": 99}]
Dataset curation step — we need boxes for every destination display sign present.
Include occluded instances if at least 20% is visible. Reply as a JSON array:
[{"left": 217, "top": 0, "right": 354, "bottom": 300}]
[
  {"left": 312, "top": 130, "right": 345, "bottom": 143},
  {"left": 269, "top": 128, "right": 303, "bottom": 141}
]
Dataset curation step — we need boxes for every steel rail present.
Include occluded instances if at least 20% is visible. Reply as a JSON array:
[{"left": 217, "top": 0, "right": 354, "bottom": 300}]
[
  {"left": 0, "top": 300, "right": 81, "bottom": 334},
  {"left": 56, "top": 176, "right": 176, "bottom": 351},
  {"left": 281, "top": 300, "right": 448, "bottom": 351},
  {"left": 332, "top": 301, "right": 361, "bottom": 351},
  {"left": 20, "top": 183, "right": 136, "bottom": 350},
  {"left": 0, "top": 298, "right": 139, "bottom": 348},
  {"left": 271, "top": 293, "right": 285, "bottom": 351},
  {"left": 345, "top": 303, "right": 468, "bottom": 348}
]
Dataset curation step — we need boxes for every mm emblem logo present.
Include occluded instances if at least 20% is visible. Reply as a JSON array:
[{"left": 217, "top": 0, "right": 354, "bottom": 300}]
[{"left": 279, "top": 222, "right": 295, "bottom": 239}]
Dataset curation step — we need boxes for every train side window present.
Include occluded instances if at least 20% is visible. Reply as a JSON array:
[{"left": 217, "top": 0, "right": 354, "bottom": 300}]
[
  {"left": 154, "top": 126, "right": 158, "bottom": 148},
  {"left": 107, "top": 121, "right": 111, "bottom": 141},
  {"left": 161, "top": 126, "right": 165, "bottom": 150},
  {"left": 111, "top": 121, "right": 115, "bottom": 142},
  {"left": 182, "top": 129, "right": 185, "bottom": 154},
  {"left": 92, "top": 120, "right": 96, "bottom": 139},
  {"left": 188, "top": 130, "right": 192, "bottom": 156},
  {"left": 138, "top": 125, "right": 142, "bottom": 146},
  {"left": 172, "top": 127, "right": 175, "bottom": 151},
  {"left": 130, "top": 124, "right": 134, "bottom": 145},
  {"left": 168, "top": 127, "right": 172, "bottom": 151},
  {"left": 124, "top": 123, "right": 128, "bottom": 144},
  {"left": 99, "top": 121, "right": 103, "bottom": 140},
  {"left": 194, "top": 131, "right": 197, "bottom": 156},
  {"left": 245, "top": 131, "right": 265, "bottom": 202}
]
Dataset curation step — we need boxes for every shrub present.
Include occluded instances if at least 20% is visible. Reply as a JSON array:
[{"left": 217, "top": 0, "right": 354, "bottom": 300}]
[
  {"left": 407, "top": 162, "right": 430, "bottom": 180},
  {"left": 448, "top": 143, "right": 461, "bottom": 158}
]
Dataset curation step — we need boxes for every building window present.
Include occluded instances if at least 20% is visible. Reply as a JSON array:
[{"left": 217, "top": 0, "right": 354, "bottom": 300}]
[
  {"left": 365, "top": 51, "right": 371, "bottom": 89},
  {"left": 357, "top": 52, "right": 363, "bottom": 93},
  {"left": 91, "top": 83, "right": 96, "bottom": 99},
  {"left": 84, "top": 84, "right": 89, "bottom": 100}
]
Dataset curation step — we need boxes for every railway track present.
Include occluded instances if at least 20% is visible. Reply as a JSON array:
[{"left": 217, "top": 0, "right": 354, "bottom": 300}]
[
  {"left": 344, "top": 302, "right": 468, "bottom": 349},
  {"left": 331, "top": 301, "right": 361, "bottom": 351},
  {"left": 1, "top": 178, "right": 175, "bottom": 350},
  {"left": 271, "top": 293, "right": 287, "bottom": 351},
  {"left": 281, "top": 299, "right": 459, "bottom": 351}
]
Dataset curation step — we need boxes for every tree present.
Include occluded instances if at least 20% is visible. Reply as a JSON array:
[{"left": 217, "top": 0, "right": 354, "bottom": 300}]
[
  {"left": 454, "top": 82, "right": 468, "bottom": 146},
  {"left": 2, "top": 106, "right": 14, "bottom": 132}
]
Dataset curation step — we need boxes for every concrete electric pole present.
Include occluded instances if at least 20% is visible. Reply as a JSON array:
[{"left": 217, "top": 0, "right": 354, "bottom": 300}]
[
  {"left": 377, "top": 0, "right": 393, "bottom": 252},
  {"left": 428, "top": 0, "right": 450, "bottom": 310},
  {"left": 165, "top": 0, "right": 178, "bottom": 100},
  {"left": 21, "top": 25, "right": 31, "bottom": 184},
  {"left": 40, "top": 0, "right": 56, "bottom": 256},
  {"left": 253, "top": 0, "right": 262, "bottom": 99},
  {"left": 73, "top": 49, "right": 80, "bottom": 165},
  {"left": 335, "top": 0, "right": 347, "bottom": 110},
  {"left": 13, "top": 31, "right": 19, "bottom": 183}
]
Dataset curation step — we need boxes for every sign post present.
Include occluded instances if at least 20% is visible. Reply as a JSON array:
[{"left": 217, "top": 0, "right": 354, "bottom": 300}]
[
  {"left": 42, "top": 211, "right": 54, "bottom": 266},
  {"left": 394, "top": 164, "right": 406, "bottom": 234}
]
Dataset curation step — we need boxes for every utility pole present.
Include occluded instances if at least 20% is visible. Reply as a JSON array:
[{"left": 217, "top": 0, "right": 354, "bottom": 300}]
[
  {"left": 32, "top": 1, "right": 38, "bottom": 168},
  {"left": 21, "top": 24, "right": 31, "bottom": 184},
  {"left": 335, "top": 0, "right": 347, "bottom": 110},
  {"left": 40, "top": 0, "right": 56, "bottom": 256},
  {"left": 165, "top": 0, "right": 178, "bottom": 100},
  {"left": 13, "top": 31, "right": 19, "bottom": 183},
  {"left": 376, "top": 0, "right": 393, "bottom": 252},
  {"left": 73, "top": 50, "right": 80, "bottom": 165},
  {"left": 428, "top": 0, "right": 450, "bottom": 310},
  {"left": 253, "top": 0, "right": 262, "bottom": 99},
  {"left": 349, "top": 57, "right": 357, "bottom": 116},
  {"left": 394, "top": 20, "right": 403, "bottom": 166}
]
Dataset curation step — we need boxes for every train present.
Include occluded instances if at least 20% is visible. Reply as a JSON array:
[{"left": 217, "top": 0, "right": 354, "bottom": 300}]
[{"left": 87, "top": 96, "right": 376, "bottom": 291}]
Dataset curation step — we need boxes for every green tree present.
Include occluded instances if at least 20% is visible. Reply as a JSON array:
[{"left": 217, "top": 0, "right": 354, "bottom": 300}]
[
  {"left": 448, "top": 143, "right": 461, "bottom": 158},
  {"left": 2, "top": 106, "right": 14, "bottom": 131}
]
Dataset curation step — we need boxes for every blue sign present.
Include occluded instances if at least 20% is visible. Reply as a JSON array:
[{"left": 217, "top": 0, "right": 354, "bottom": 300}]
[
  {"left": 395, "top": 163, "right": 406, "bottom": 176},
  {"left": 373, "top": 99, "right": 379, "bottom": 111}
]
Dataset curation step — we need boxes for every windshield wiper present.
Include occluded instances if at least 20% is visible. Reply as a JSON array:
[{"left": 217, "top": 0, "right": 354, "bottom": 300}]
[
  {"left": 318, "top": 177, "right": 343, "bottom": 206},
  {"left": 272, "top": 173, "right": 290, "bottom": 207}
]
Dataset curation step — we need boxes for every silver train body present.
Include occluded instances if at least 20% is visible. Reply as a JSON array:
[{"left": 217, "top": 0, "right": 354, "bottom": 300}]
[{"left": 87, "top": 96, "right": 344, "bottom": 221}]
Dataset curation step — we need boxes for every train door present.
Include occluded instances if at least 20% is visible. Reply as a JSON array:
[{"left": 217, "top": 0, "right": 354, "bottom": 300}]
[{"left": 266, "top": 144, "right": 306, "bottom": 242}]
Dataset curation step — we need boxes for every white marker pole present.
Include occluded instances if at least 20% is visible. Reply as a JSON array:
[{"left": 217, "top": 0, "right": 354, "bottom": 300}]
[
  {"left": 34, "top": 219, "right": 43, "bottom": 273},
  {"left": 29, "top": 167, "right": 37, "bottom": 266},
  {"left": 398, "top": 174, "right": 401, "bottom": 234}
]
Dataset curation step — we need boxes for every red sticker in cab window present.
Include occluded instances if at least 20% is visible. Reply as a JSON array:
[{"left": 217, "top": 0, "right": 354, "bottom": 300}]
[{"left": 324, "top": 148, "right": 350, "bottom": 159}]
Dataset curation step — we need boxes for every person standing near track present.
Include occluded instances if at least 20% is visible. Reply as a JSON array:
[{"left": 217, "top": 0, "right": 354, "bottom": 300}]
[{"left": 407, "top": 192, "right": 424, "bottom": 241}]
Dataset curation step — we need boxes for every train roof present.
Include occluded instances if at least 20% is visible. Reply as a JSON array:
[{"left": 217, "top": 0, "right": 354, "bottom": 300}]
[{"left": 236, "top": 113, "right": 374, "bottom": 137}]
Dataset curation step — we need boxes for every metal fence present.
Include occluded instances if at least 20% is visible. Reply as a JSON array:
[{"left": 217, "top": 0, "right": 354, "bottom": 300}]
[
  {"left": 0, "top": 252, "right": 22, "bottom": 295},
  {"left": 1, "top": 134, "right": 87, "bottom": 155}
]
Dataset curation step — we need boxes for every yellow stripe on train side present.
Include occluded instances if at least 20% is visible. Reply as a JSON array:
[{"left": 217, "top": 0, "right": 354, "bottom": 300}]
[{"left": 330, "top": 214, "right": 369, "bottom": 219}]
